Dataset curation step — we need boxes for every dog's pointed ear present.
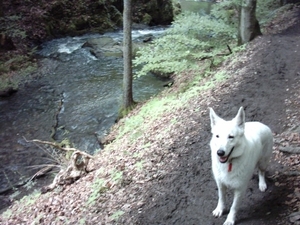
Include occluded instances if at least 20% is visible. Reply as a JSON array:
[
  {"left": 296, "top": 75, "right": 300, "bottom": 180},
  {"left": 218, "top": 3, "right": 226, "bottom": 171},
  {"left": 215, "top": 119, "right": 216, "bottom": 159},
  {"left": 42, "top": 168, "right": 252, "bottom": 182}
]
[
  {"left": 209, "top": 107, "right": 221, "bottom": 128},
  {"left": 234, "top": 107, "right": 245, "bottom": 128}
]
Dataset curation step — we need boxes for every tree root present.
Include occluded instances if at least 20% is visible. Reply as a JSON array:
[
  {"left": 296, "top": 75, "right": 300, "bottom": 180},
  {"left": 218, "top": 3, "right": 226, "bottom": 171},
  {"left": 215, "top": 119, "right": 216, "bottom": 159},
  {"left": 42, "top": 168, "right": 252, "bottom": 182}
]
[
  {"left": 26, "top": 138, "right": 94, "bottom": 193},
  {"left": 41, "top": 150, "right": 94, "bottom": 193}
]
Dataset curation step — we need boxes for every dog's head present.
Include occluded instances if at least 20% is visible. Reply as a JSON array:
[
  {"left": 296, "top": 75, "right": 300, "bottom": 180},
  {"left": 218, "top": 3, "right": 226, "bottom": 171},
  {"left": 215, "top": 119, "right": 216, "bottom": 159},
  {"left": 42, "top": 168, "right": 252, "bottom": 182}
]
[{"left": 209, "top": 107, "right": 245, "bottom": 163}]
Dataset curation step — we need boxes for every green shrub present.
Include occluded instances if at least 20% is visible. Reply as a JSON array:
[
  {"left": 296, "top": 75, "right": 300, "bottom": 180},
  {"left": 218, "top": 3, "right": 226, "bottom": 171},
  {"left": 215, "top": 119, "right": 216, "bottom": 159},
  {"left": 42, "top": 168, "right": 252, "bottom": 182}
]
[
  {"left": 256, "top": 0, "right": 281, "bottom": 24},
  {"left": 133, "top": 11, "right": 236, "bottom": 77}
]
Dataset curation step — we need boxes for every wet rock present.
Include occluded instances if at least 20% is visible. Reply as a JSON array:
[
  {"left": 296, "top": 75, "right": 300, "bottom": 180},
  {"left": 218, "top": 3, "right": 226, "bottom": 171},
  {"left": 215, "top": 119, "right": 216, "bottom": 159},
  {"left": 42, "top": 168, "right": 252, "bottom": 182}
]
[
  {"left": 143, "top": 35, "right": 153, "bottom": 43},
  {"left": 82, "top": 35, "right": 151, "bottom": 58},
  {"left": 83, "top": 37, "right": 117, "bottom": 49},
  {"left": 82, "top": 37, "right": 122, "bottom": 58}
]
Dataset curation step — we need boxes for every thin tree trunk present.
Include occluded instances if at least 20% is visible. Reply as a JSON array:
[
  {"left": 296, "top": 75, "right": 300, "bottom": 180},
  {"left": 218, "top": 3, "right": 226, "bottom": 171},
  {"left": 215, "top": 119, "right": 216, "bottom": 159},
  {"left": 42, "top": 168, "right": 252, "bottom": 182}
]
[
  {"left": 0, "top": 0, "right": 3, "bottom": 17},
  {"left": 123, "top": 0, "right": 135, "bottom": 111},
  {"left": 238, "top": 0, "right": 261, "bottom": 45}
]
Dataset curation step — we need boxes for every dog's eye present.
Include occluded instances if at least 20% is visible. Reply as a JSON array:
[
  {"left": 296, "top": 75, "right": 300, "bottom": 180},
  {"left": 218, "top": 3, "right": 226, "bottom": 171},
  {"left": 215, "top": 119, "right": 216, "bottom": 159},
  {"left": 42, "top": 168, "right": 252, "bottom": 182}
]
[
  {"left": 216, "top": 135, "right": 219, "bottom": 138},
  {"left": 228, "top": 135, "right": 234, "bottom": 139}
]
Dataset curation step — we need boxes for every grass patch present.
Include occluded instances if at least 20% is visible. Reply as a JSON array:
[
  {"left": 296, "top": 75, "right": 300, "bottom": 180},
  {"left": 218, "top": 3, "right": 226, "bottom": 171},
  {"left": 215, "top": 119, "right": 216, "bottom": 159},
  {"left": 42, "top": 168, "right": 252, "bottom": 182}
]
[
  {"left": 117, "top": 96, "right": 178, "bottom": 141},
  {"left": 110, "top": 210, "right": 125, "bottom": 221},
  {"left": 135, "top": 160, "right": 144, "bottom": 171},
  {"left": 87, "top": 168, "right": 124, "bottom": 207},
  {"left": 86, "top": 178, "right": 107, "bottom": 206}
]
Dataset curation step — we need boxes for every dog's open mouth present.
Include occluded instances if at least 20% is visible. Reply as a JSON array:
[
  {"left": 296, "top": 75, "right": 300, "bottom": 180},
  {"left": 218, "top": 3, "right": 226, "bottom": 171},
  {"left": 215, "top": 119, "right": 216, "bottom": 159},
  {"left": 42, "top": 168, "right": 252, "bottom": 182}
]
[
  {"left": 219, "top": 156, "right": 229, "bottom": 163},
  {"left": 218, "top": 147, "right": 234, "bottom": 164}
]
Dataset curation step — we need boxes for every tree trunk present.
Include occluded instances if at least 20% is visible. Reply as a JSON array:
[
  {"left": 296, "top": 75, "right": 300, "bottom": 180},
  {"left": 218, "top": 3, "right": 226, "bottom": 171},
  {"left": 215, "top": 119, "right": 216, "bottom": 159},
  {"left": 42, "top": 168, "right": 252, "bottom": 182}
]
[
  {"left": 0, "top": 0, "right": 3, "bottom": 17},
  {"left": 122, "top": 0, "right": 135, "bottom": 113},
  {"left": 238, "top": 0, "right": 262, "bottom": 45}
]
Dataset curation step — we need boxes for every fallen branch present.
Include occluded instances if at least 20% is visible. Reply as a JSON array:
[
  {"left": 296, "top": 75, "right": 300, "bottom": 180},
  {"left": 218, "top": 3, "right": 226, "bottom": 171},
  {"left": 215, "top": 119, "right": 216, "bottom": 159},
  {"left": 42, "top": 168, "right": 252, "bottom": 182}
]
[
  {"left": 24, "top": 137, "right": 94, "bottom": 193},
  {"left": 31, "top": 139, "right": 94, "bottom": 157},
  {"left": 29, "top": 164, "right": 57, "bottom": 181}
]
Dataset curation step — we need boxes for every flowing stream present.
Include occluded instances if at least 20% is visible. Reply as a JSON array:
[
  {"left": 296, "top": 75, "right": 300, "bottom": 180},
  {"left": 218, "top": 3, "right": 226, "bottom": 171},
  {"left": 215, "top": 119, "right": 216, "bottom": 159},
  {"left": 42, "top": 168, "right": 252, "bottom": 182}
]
[{"left": 0, "top": 28, "right": 168, "bottom": 199}]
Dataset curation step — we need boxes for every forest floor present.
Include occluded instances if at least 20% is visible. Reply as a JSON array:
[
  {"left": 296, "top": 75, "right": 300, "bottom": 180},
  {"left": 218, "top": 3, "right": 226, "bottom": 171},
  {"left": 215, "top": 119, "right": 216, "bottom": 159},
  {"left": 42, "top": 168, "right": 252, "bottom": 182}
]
[{"left": 1, "top": 4, "right": 300, "bottom": 225}]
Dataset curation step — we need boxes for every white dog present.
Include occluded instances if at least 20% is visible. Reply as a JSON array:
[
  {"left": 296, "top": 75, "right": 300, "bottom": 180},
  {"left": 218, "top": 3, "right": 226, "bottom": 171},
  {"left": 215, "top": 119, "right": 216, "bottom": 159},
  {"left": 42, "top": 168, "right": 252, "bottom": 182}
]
[{"left": 209, "top": 107, "right": 273, "bottom": 225}]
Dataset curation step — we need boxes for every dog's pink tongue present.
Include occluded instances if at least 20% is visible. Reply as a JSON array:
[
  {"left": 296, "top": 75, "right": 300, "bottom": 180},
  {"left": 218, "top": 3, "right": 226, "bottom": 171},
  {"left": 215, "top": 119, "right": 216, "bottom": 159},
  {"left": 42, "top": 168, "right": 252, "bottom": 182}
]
[{"left": 219, "top": 156, "right": 228, "bottom": 163}]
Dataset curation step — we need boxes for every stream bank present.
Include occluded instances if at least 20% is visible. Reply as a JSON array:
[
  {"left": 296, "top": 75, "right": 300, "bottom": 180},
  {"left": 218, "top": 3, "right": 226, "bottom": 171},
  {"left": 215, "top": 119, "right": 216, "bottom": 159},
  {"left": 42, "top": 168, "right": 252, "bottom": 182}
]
[{"left": 0, "top": 28, "right": 168, "bottom": 206}]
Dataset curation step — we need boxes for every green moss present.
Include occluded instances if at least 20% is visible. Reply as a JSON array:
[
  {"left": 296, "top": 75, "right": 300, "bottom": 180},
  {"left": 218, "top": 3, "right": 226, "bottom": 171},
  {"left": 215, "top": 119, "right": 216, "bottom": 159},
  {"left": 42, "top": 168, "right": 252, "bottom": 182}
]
[
  {"left": 142, "top": 13, "right": 152, "bottom": 25},
  {"left": 0, "top": 54, "right": 37, "bottom": 91}
]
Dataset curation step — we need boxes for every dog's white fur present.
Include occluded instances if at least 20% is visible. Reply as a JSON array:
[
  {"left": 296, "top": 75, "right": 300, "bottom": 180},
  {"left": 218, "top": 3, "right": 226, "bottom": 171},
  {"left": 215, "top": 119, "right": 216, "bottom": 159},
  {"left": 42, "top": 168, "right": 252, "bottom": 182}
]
[{"left": 209, "top": 107, "right": 273, "bottom": 225}]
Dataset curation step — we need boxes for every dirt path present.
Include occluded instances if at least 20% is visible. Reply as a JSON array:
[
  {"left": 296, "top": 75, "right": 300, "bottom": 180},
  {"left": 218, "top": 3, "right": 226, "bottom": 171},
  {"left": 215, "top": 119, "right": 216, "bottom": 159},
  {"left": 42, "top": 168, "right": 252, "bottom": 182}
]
[{"left": 125, "top": 7, "right": 300, "bottom": 225}]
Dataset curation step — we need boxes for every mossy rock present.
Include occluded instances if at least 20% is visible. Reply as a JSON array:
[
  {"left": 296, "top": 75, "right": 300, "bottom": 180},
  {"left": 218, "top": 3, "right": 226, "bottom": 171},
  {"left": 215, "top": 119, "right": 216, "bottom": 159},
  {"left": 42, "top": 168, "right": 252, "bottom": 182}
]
[{"left": 142, "top": 13, "right": 152, "bottom": 25}]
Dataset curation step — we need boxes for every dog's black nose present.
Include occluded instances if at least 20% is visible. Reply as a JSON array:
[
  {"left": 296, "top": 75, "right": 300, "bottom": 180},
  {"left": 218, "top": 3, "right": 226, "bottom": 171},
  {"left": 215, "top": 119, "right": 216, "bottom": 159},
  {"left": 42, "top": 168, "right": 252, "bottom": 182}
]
[{"left": 217, "top": 150, "right": 225, "bottom": 156}]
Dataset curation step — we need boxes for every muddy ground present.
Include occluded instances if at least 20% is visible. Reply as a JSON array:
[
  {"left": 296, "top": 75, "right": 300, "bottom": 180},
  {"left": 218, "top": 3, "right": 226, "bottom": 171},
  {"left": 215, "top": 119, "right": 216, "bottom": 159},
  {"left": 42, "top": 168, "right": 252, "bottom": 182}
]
[{"left": 1, "top": 5, "right": 300, "bottom": 225}]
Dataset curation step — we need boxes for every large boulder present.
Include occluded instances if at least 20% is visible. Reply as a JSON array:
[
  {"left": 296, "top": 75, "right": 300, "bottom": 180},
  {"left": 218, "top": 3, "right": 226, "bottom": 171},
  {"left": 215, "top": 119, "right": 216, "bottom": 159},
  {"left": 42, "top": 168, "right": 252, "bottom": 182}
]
[
  {"left": 132, "top": 0, "right": 174, "bottom": 25},
  {"left": 82, "top": 37, "right": 123, "bottom": 58}
]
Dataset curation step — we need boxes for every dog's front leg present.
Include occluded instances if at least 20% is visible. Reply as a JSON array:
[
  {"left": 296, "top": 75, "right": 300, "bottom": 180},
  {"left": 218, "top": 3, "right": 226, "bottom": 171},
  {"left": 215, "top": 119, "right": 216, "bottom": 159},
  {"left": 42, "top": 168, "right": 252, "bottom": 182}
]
[
  {"left": 213, "top": 182, "right": 226, "bottom": 217},
  {"left": 224, "top": 188, "right": 245, "bottom": 225}
]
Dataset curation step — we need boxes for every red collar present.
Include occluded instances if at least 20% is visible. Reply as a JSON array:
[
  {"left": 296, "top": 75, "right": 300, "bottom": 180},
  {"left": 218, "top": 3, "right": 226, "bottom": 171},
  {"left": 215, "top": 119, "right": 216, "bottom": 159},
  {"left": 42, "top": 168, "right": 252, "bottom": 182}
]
[{"left": 228, "top": 162, "right": 232, "bottom": 172}]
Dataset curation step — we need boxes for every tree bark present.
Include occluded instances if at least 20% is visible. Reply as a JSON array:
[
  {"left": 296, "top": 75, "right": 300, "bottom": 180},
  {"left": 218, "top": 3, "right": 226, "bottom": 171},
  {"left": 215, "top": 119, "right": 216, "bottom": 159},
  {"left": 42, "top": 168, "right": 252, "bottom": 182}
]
[
  {"left": 0, "top": 0, "right": 3, "bottom": 17},
  {"left": 238, "top": 0, "right": 262, "bottom": 45},
  {"left": 122, "top": 0, "right": 135, "bottom": 112}
]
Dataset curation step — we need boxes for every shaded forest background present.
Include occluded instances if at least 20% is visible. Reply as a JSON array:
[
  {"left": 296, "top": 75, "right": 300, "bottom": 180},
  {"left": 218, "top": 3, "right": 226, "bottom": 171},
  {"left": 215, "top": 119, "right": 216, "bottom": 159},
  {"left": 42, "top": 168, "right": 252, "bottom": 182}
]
[{"left": 0, "top": 0, "right": 174, "bottom": 86}]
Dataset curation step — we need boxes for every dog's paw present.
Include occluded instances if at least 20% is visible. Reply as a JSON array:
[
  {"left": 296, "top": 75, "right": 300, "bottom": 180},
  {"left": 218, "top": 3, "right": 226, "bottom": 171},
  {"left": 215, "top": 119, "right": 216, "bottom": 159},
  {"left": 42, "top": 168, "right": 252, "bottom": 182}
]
[
  {"left": 259, "top": 182, "right": 267, "bottom": 192},
  {"left": 223, "top": 220, "right": 235, "bottom": 225},
  {"left": 212, "top": 207, "right": 223, "bottom": 217},
  {"left": 224, "top": 211, "right": 236, "bottom": 225}
]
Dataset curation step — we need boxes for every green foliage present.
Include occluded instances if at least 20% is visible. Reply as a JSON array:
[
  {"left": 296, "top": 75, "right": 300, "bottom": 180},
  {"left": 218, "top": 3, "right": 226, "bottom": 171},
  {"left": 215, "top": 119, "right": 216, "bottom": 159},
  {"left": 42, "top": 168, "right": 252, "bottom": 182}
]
[
  {"left": 134, "top": 0, "right": 281, "bottom": 79},
  {"left": 111, "top": 169, "right": 123, "bottom": 182},
  {"left": 9, "top": 190, "right": 21, "bottom": 200},
  {"left": 24, "top": 180, "right": 37, "bottom": 191},
  {"left": 21, "top": 191, "right": 41, "bottom": 206},
  {"left": 179, "top": 1, "right": 212, "bottom": 14},
  {"left": 256, "top": 0, "right": 281, "bottom": 24},
  {"left": 210, "top": 0, "right": 240, "bottom": 25},
  {"left": 110, "top": 210, "right": 125, "bottom": 221},
  {"left": 117, "top": 96, "right": 177, "bottom": 141},
  {"left": 87, "top": 178, "right": 107, "bottom": 206},
  {"left": 79, "top": 218, "right": 86, "bottom": 225},
  {"left": 135, "top": 160, "right": 144, "bottom": 171},
  {"left": 87, "top": 169, "right": 123, "bottom": 206},
  {"left": 0, "top": 52, "right": 37, "bottom": 91},
  {"left": 2, "top": 209, "right": 13, "bottom": 219},
  {"left": 133, "top": 11, "right": 236, "bottom": 77},
  {"left": 117, "top": 111, "right": 145, "bottom": 140},
  {"left": 118, "top": 102, "right": 137, "bottom": 119},
  {"left": 0, "top": 15, "right": 27, "bottom": 39},
  {"left": 113, "top": 71, "right": 233, "bottom": 150}
]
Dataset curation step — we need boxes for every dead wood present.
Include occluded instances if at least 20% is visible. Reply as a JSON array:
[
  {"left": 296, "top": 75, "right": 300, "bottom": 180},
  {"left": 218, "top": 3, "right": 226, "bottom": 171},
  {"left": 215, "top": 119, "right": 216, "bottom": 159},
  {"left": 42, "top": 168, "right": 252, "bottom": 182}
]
[{"left": 25, "top": 138, "right": 94, "bottom": 193}]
